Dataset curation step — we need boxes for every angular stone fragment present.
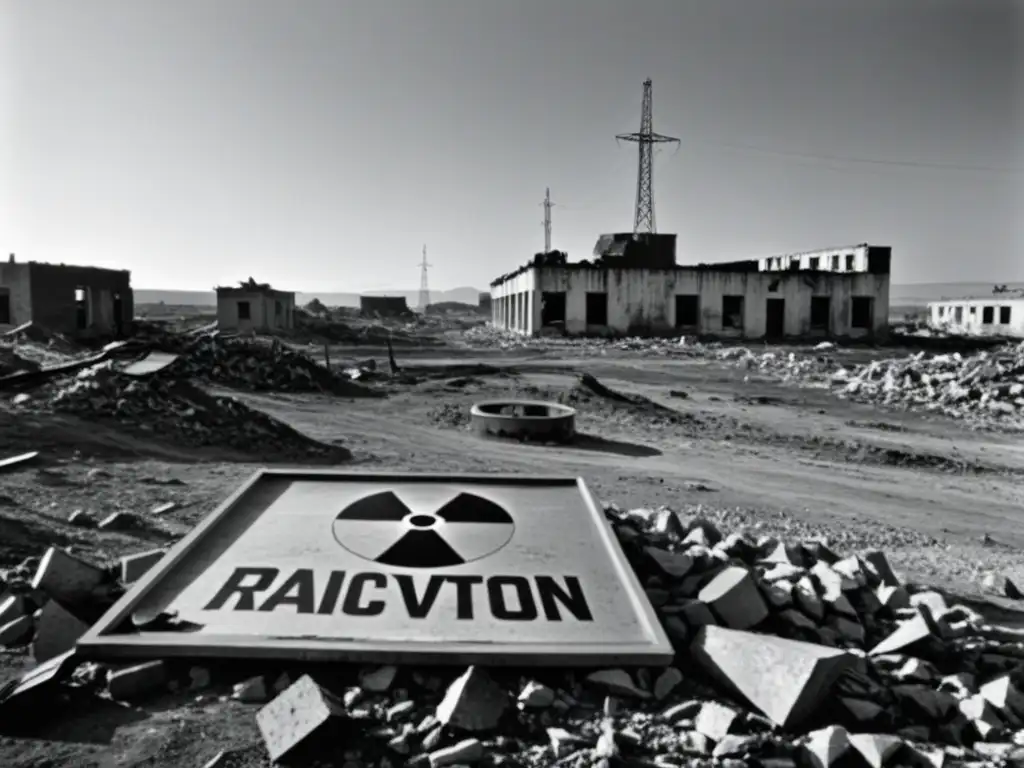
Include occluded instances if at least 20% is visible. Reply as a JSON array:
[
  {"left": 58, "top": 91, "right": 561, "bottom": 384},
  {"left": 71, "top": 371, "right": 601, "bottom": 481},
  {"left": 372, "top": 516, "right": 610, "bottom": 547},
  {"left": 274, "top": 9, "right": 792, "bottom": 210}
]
[
  {"left": 429, "top": 738, "right": 484, "bottom": 768},
  {"left": 98, "top": 511, "right": 137, "bottom": 531},
  {"left": 646, "top": 546, "right": 695, "bottom": 578},
  {"left": 232, "top": 675, "right": 269, "bottom": 702},
  {"left": 585, "top": 669, "right": 650, "bottom": 699},
  {"left": 359, "top": 665, "right": 397, "bottom": 693},
  {"left": 876, "top": 584, "right": 911, "bottom": 612},
  {"left": 803, "top": 725, "right": 850, "bottom": 768},
  {"left": 653, "top": 667, "right": 683, "bottom": 700},
  {"left": 120, "top": 549, "right": 168, "bottom": 585},
  {"left": 794, "top": 577, "right": 826, "bottom": 622},
  {"left": 691, "top": 625, "right": 861, "bottom": 729},
  {"left": 435, "top": 666, "right": 508, "bottom": 731},
  {"left": 517, "top": 680, "right": 554, "bottom": 708},
  {"left": 694, "top": 700, "right": 739, "bottom": 742},
  {"left": 847, "top": 733, "right": 903, "bottom": 768},
  {"left": 869, "top": 612, "right": 939, "bottom": 657},
  {"left": 32, "top": 599, "right": 87, "bottom": 663},
  {"left": 107, "top": 660, "right": 168, "bottom": 701},
  {"left": 910, "top": 590, "right": 948, "bottom": 616},
  {"left": 256, "top": 675, "right": 347, "bottom": 763},
  {"left": 0, "top": 614, "right": 34, "bottom": 646},
  {"left": 31, "top": 547, "right": 105, "bottom": 604},
  {"left": 0, "top": 594, "right": 28, "bottom": 625},
  {"left": 979, "top": 675, "right": 1024, "bottom": 719},
  {"left": 862, "top": 550, "right": 899, "bottom": 586},
  {"left": 698, "top": 566, "right": 769, "bottom": 630}
]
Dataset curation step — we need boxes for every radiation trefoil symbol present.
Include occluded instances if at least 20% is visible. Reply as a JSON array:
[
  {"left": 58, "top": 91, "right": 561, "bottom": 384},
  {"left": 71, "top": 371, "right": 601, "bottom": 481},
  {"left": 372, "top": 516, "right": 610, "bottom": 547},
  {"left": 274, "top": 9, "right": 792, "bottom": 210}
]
[{"left": 332, "top": 491, "right": 515, "bottom": 568}]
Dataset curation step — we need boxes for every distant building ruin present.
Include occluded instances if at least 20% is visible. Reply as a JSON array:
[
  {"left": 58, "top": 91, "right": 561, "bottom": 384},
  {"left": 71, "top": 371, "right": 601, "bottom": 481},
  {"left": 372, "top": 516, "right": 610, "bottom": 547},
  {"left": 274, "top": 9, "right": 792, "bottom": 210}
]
[
  {"left": 216, "top": 278, "right": 296, "bottom": 333},
  {"left": 489, "top": 239, "right": 891, "bottom": 340},
  {"left": 359, "top": 295, "right": 411, "bottom": 317},
  {"left": 0, "top": 254, "right": 133, "bottom": 338}
]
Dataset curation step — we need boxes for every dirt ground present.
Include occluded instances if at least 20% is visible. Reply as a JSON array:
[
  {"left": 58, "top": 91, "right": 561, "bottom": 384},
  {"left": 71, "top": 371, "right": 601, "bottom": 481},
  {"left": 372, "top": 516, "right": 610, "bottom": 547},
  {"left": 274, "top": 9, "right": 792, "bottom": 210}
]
[{"left": 1, "top": 342, "right": 1023, "bottom": 767}]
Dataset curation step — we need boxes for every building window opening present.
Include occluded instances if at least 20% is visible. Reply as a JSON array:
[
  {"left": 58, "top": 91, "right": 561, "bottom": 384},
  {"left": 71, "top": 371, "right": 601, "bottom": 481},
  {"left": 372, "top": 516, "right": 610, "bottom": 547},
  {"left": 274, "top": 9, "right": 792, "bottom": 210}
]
[
  {"left": 808, "top": 257, "right": 820, "bottom": 270},
  {"left": 675, "top": 295, "right": 699, "bottom": 328},
  {"left": 954, "top": 306, "right": 964, "bottom": 323},
  {"left": 851, "top": 296, "right": 873, "bottom": 329},
  {"left": 810, "top": 296, "right": 830, "bottom": 331},
  {"left": 722, "top": 295, "right": 745, "bottom": 330},
  {"left": 0, "top": 290, "right": 9, "bottom": 324},
  {"left": 585, "top": 292, "right": 608, "bottom": 326},
  {"left": 831, "top": 255, "right": 839, "bottom": 270},
  {"left": 540, "top": 292, "right": 566, "bottom": 327},
  {"left": 75, "top": 286, "right": 89, "bottom": 330},
  {"left": 845, "top": 254, "right": 855, "bottom": 271},
  {"left": 982, "top": 306, "right": 994, "bottom": 324},
  {"left": 275, "top": 300, "right": 283, "bottom": 317},
  {"left": 969, "top": 306, "right": 977, "bottom": 315},
  {"left": 1000, "top": 306, "right": 1011, "bottom": 324},
  {"left": 238, "top": 301, "right": 251, "bottom": 320}
]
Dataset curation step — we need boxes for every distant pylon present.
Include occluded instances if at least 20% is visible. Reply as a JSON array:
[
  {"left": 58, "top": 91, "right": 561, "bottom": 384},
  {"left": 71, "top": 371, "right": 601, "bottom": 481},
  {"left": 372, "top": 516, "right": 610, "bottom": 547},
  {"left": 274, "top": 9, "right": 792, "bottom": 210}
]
[
  {"left": 541, "top": 187, "right": 555, "bottom": 252},
  {"left": 418, "top": 244, "right": 431, "bottom": 310},
  {"left": 616, "top": 79, "right": 679, "bottom": 234}
]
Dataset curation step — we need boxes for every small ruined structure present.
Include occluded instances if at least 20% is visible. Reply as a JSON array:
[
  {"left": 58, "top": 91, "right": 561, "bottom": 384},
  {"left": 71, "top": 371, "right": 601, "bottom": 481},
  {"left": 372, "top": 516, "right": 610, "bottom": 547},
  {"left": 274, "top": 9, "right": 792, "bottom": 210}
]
[
  {"left": 359, "top": 295, "right": 411, "bottom": 318},
  {"left": 927, "top": 294, "right": 1024, "bottom": 338},
  {"left": 0, "top": 254, "right": 133, "bottom": 338},
  {"left": 216, "top": 278, "right": 296, "bottom": 333},
  {"left": 489, "top": 239, "right": 892, "bottom": 340}
]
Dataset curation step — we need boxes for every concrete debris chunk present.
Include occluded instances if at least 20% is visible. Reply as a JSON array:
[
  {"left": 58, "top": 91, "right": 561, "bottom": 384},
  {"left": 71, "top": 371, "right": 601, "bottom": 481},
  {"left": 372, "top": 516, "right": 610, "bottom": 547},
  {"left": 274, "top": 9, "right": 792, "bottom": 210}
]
[
  {"left": 869, "top": 611, "right": 939, "bottom": 657},
  {"left": 107, "top": 660, "right": 168, "bottom": 701},
  {"left": 232, "top": 675, "right": 269, "bottom": 702},
  {"left": 517, "top": 680, "right": 555, "bottom": 708},
  {"left": 255, "top": 674, "right": 347, "bottom": 764},
  {"left": 585, "top": 669, "right": 650, "bottom": 699},
  {"left": 653, "top": 667, "right": 683, "bottom": 700},
  {"left": 804, "top": 725, "right": 851, "bottom": 768},
  {"left": 698, "top": 566, "right": 769, "bottom": 630},
  {"left": 31, "top": 547, "right": 106, "bottom": 605},
  {"left": 0, "top": 614, "right": 34, "bottom": 646},
  {"left": 692, "top": 625, "right": 861, "bottom": 729},
  {"left": 0, "top": 594, "right": 28, "bottom": 625},
  {"left": 32, "top": 599, "right": 88, "bottom": 663},
  {"left": 435, "top": 666, "right": 509, "bottom": 731},
  {"left": 429, "top": 737, "right": 484, "bottom": 767},
  {"left": 694, "top": 700, "right": 740, "bottom": 742},
  {"left": 359, "top": 664, "right": 398, "bottom": 693}
]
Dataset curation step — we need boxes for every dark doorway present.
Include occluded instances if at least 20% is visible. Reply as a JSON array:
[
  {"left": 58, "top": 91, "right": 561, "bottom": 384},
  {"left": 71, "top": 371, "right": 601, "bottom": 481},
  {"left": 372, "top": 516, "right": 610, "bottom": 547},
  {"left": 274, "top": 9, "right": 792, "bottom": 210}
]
[
  {"left": 540, "top": 292, "right": 566, "bottom": 327},
  {"left": 113, "top": 293, "right": 124, "bottom": 337},
  {"left": 0, "top": 290, "right": 10, "bottom": 325},
  {"left": 810, "top": 296, "right": 830, "bottom": 332},
  {"left": 766, "top": 298, "right": 785, "bottom": 338},
  {"left": 75, "top": 287, "right": 89, "bottom": 330},
  {"left": 675, "top": 295, "right": 699, "bottom": 328},
  {"left": 585, "top": 292, "right": 608, "bottom": 326}
]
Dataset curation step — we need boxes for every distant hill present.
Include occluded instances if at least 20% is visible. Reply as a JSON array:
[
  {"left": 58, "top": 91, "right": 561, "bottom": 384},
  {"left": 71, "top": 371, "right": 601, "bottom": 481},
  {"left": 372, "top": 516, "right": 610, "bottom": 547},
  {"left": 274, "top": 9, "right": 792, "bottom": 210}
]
[
  {"left": 134, "top": 286, "right": 486, "bottom": 308},
  {"left": 890, "top": 282, "right": 1024, "bottom": 307}
]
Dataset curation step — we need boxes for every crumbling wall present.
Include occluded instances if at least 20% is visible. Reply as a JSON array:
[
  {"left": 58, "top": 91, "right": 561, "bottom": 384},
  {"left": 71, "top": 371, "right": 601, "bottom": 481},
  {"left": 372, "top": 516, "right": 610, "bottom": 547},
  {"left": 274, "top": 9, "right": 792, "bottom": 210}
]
[
  {"left": 534, "top": 267, "right": 889, "bottom": 339},
  {"left": 0, "top": 262, "right": 33, "bottom": 328},
  {"left": 359, "top": 295, "right": 410, "bottom": 317},
  {"left": 217, "top": 291, "right": 295, "bottom": 333},
  {"left": 27, "top": 263, "right": 133, "bottom": 337}
]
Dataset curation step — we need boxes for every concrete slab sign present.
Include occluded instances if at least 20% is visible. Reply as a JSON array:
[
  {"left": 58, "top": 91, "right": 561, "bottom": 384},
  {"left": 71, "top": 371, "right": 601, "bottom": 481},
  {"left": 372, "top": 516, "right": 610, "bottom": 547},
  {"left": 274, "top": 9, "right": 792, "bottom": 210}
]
[{"left": 76, "top": 470, "right": 672, "bottom": 666}]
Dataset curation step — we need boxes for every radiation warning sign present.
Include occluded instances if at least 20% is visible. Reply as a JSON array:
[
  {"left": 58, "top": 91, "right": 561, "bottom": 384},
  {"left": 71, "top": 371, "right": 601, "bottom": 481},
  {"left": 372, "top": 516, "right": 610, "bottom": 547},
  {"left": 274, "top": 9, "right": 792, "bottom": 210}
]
[{"left": 76, "top": 471, "right": 673, "bottom": 666}]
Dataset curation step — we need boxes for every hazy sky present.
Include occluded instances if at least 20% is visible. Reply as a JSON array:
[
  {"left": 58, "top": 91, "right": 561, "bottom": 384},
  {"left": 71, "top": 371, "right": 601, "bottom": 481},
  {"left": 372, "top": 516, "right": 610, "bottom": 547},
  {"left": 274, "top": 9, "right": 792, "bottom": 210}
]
[{"left": 2, "top": 0, "right": 1021, "bottom": 292}]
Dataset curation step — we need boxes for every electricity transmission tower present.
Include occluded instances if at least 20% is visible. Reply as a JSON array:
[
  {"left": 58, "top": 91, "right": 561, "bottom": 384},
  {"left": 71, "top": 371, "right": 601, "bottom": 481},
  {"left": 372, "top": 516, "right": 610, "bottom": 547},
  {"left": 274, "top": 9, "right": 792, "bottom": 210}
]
[
  {"left": 418, "top": 244, "right": 431, "bottom": 310},
  {"left": 541, "top": 187, "right": 555, "bottom": 252},
  {"left": 616, "top": 78, "right": 679, "bottom": 234}
]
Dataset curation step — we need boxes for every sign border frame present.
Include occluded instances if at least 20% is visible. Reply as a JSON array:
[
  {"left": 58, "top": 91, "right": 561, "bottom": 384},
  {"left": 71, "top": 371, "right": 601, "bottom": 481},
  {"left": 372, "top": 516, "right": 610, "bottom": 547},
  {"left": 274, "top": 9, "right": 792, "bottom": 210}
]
[{"left": 76, "top": 470, "right": 674, "bottom": 666}]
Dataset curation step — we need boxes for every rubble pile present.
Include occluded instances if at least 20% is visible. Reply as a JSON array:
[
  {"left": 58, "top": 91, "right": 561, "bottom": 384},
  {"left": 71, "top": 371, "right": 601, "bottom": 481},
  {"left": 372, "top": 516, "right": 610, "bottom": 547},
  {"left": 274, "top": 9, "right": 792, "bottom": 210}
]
[
  {"left": 6, "top": 508, "right": 1024, "bottom": 765},
  {"left": 163, "top": 333, "right": 378, "bottom": 395},
  {"left": 463, "top": 327, "right": 1024, "bottom": 427},
  {"left": 13, "top": 362, "right": 348, "bottom": 459}
]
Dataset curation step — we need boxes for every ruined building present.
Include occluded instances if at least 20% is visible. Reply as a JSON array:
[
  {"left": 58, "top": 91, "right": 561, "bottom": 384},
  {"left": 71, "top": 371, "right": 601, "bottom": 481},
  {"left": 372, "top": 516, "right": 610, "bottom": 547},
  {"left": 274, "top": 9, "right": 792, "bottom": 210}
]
[
  {"left": 0, "top": 255, "right": 133, "bottom": 338},
  {"left": 359, "top": 295, "right": 411, "bottom": 317},
  {"left": 216, "top": 278, "right": 296, "bottom": 333},
  {"left": 489, "top": 237, "right": 891, "bottom": 340}
]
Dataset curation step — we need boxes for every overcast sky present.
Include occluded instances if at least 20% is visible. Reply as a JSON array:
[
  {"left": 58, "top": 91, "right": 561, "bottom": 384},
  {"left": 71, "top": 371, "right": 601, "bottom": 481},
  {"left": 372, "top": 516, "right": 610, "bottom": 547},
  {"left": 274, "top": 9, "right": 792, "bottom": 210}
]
[{"left": 2, "top": 0, "right": 1021, "bottom": 292}]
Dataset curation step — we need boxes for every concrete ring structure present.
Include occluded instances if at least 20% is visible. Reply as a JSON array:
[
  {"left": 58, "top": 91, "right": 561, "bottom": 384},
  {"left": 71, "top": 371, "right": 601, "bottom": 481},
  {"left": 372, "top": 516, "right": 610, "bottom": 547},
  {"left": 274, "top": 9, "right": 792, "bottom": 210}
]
[{"left": 470, "top": 400, "right": 576, "bottom": 443}]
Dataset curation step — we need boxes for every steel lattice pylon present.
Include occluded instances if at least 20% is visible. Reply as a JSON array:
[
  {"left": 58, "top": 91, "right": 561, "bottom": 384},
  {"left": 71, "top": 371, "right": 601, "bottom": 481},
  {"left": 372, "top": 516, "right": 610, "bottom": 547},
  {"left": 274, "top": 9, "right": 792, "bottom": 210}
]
[{"left": 616, "top": 79, "right": 679, "bottom": 234}]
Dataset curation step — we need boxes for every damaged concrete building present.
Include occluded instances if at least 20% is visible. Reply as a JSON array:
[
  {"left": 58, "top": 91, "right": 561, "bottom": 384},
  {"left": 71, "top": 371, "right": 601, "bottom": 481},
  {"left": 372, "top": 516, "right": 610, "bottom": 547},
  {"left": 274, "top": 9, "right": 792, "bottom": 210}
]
[
  {"left": 489, "top": 238, "right": 891, "bottom": 340},
  {"left": 359, "top": 295, "right": 411, "bottom": 317},
  {"left": 0, "top": 255, "right": 133, "bottom": 338},
  {"left": 216, "top": 278, "right": 296, "bottom": 333}
]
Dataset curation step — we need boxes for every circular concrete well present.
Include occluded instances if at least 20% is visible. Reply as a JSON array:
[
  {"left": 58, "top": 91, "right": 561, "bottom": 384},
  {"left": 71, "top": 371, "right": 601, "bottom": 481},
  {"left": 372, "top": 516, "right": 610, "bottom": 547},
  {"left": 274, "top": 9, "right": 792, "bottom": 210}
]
[{"left": 470, "top": 400, "right": 577, "bottom": 444}]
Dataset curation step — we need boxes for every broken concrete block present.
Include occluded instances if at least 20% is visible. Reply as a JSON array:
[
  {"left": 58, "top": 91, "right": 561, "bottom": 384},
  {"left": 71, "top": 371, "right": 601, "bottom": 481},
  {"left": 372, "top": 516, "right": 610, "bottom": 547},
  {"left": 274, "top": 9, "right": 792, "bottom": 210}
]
[
  {"left": 67, "top": 510, "right": 96, "bottom": 528},
  {"left": 359, "top": 665, "right": 397, "bottom": 693},
  {"left": 693, "top": 700, "right": 739, "bottom": 742},
  {"left": 876, "top": 584, "right": 911, "bottom": 612},
  {"left": 232, "top": 676, "right": 269, "bottom": 703},
  {"left": 862, "top": 550, "right": 899, "bottom": 586},
  {"left": 256, "top": 675, "right": 347, "bottom": 764},
  {"left": 517, "top": 681, "right": 555, "bottom": 708},
  {"left": 804, "top": 725, "right": 850, "bottom": 768},
  {"left": 653, "top": 667, "right": 683, "bottom": 700},
  {"left": 646, "top": 546, "right": 696, "bottom": 578},
  {"left": 429, "top": 738, "right": 484, "bottom": 768},
  {"left": 691, "top": 625, "right": 861, "bottom": 729},
  {"left": 32, "top": 599, "right": 88, "bottom": 663},
  {"left": 698, "top": 566, "right": 769, "bottom": 630},
  {"left": 980, "top": 675, "right": 1024, "bottom": 719},
  {"left": 98, "top": 511, "right": 138, "bottom": 531},
  {"left": 869, "top": 612, "right": 940, "bottom": 657},
  {"left": 120, "top": 548, "right": 167, "bottom": 585},
  {"left": 585, "top": 669, "right": 650, "bottom": 699},
  {"left": 0, "top": 614, "right": 34, "bottom": 646},
  {"left": 107, "top": 660, "right": 168, "bottom": 701},
  {"left": 435, "top": 666, "right": 509, "bottom": 731},
  {"left": 847, "top": 733, "right": 902, "bottom": 768},
  {"left": 910, "top": 590, "right": 949, "bottom": 617},
  {"left": 31, "top": 547, "right": 106, "bottom": 605},
  {"left": 0, "top": 594, "right": 27, "bottom": 625}
]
